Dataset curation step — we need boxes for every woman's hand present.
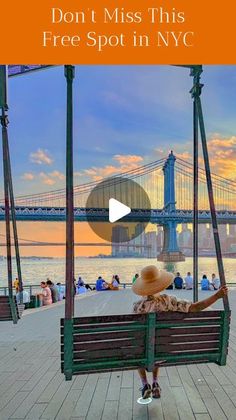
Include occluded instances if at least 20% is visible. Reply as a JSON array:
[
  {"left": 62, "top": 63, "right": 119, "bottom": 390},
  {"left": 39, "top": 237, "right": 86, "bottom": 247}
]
[
  {"left": 189, "top": 285, "right": 228, "bottom": 312},
  {"left": 215, "top": 286, "right": 228, "bottom": 299}
]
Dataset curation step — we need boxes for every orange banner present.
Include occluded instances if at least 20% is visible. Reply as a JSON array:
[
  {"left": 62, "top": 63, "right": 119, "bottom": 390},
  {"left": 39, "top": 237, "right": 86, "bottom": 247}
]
[{"left": 1, "top": 0, "right": 236, "bottom": 64}]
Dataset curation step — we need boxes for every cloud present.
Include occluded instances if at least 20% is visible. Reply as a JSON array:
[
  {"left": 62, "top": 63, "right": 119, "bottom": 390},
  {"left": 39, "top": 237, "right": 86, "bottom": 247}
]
[
  {"left": 39, "top": 172, "right": 55, "bottom": 185},
  {"left": 39, "top": 170, "right": 65, "bottom": 185},
  {"left": 176, "top": 151, "right": 192, "bottom": 160},
  {"left": 30, "top": 149, "right": 53, "bottom": 165},
  {"left": 84, "top": 165, "right": 118, "bottom": 181},
  {"left": 154, "top": 135, "right": 236, "bottom": 180},
  {"left": 49, "top": 170, "right": 65, "bottom": 180},
  {"left": 80, "top": 154, "right": 144, "bottom": 181},
  {"left": 208, "top": 136, "right": 236, "bottom": 149},
  {"left": 74, "top": 171, "right": 84, "bottom": 177},
  {"left": 206, "top": 136, "right": 236, "bottom": 179},
  {"left": 21, "top": 172, "right": 34, "bottom": 181},
  {"left": 113, "top": 155, "right": 143, "bottom": 165}
]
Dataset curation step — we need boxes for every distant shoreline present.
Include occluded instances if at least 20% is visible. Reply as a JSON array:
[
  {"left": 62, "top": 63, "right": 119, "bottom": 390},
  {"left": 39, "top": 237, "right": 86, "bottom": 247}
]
[{"left": 0, "top": 255, "right": 235, "bottom": 260}]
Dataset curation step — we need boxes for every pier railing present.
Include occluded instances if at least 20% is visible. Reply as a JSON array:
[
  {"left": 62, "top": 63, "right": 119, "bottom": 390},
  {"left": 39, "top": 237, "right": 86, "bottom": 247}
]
[{"left": 0, "top": 282, "right": 236, "bottom": 296}]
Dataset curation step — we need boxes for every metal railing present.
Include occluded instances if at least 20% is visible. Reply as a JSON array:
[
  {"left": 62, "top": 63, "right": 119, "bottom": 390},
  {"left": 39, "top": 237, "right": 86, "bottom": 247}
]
[{"left": 1, "top": 282, "right": 236, "bottom": 296}]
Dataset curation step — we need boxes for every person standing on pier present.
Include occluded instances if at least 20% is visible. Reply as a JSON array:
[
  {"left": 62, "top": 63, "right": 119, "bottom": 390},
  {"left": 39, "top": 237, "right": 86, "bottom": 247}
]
[
  {"left": 132, "top": 265, "right": 228, "bottom": 400},
  {"left": 14, "top": 277, "right": 20, "bottom": 293},
  {"left": 40, "top": 281, "right": 52, "bottom": 306}
]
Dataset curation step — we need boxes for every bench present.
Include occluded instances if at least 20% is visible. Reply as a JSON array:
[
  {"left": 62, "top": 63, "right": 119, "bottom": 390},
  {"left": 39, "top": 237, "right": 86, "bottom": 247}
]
[
  {"left": 0, "top": 296, "right": 20, "bottom": 323},
  {"left": 61, "top": 310, "right": 230, "bottom": 380}
]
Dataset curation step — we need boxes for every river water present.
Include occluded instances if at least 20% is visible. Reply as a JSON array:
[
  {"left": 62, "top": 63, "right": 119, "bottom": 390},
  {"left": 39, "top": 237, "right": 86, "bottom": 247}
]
[{"left": 1, "top": 257, "right": 236, "bottom": 287}]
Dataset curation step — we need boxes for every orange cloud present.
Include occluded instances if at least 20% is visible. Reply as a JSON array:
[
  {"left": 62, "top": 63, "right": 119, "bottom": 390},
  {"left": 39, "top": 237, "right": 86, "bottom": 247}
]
[
  {"left": 49, "top": 170, "right": 65, "bottom": 181},
  {"left": 207, "top": 136, "right": 236, "bottom": 180},
  {"left": 176, "top": 151, "right": 192, "bottom": 160},
  {"left": 22, "top": 172, "right": 34, "bottom": 181},
  {"left": 81, "top": 154, "right": 143, "bottom": 181},
  {"left": 39, "top": 172, "right": 55, "bottom": 186},
  {"left": 113, "top": 154, "right": 143, "bottom": 165},
  {"left": 38, "top": 170, "right": 65, "bottom": 185}
]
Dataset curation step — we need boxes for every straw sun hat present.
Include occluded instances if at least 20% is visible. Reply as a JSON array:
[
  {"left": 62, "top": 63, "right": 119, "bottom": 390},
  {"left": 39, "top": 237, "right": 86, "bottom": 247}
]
[{"left": 132, "top": 265, "right": 174, "bottom": 296}]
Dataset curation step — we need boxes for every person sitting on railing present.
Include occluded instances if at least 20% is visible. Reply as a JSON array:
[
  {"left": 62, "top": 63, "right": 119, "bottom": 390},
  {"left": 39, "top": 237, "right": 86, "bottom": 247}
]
[
  {"left": 77, "top": 276, "right": 93, "bottom": 291},
  {"left": 77, "top": 285, "right": 87, "bottom": 294},
  {"left": 132, "top": 265, "right": 228, "bottom": 400},
  {"left": 109, "top": 275, "right": 120, "bottom": 290}
]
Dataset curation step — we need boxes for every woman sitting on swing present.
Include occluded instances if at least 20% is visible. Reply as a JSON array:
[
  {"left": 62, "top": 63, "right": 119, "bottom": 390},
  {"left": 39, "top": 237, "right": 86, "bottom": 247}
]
[{"left": 132, "top": 265, "right": 228, "bottom": 400}]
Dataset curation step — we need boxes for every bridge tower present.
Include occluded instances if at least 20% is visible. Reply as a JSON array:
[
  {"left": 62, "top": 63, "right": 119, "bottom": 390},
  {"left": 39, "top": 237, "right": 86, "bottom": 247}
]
[{"left": 157, "top": 151, "right": 185, "bottom": 262}]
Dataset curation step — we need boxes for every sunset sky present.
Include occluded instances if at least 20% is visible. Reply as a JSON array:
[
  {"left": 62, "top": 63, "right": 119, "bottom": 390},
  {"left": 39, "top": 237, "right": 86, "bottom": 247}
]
[{"left": 0, "top": 65, "right": 236, "bottom": 256}]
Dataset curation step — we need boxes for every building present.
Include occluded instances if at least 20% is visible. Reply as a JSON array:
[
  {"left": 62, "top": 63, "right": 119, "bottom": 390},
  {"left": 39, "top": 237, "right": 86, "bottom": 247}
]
[
  {"left": 111, "top": 225, "right": 130, "bottom": 257},
  {"left": 229, "top": 225, "right": 236, "bottom": 237},
  {"left": 178, "top": 224, "right": 192, "bottom": 249},
  {"left": 157, "top": 226, "right": 163, "bottom": 252},
  {"left": 144, "top": 231, "right": 158, "bottom": 258}
]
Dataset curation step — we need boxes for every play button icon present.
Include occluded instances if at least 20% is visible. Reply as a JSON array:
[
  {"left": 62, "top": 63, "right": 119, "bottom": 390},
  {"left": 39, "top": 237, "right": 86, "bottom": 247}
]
[
  {"left": 85, "top": 176, "right": 151, "bottom": 243},
  {"left": 109, "top": 198, "right": 131, "bottom": 223}
]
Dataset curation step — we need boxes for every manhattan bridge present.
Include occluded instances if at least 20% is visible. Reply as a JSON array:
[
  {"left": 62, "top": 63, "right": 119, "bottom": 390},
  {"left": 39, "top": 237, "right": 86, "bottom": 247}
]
[{"left": 1, "top": 150, "right": 236, "bottom": 261}]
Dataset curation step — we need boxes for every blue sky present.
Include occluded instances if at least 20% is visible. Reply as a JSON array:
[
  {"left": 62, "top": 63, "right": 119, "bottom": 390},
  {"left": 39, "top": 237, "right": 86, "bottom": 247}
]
[{"left": 1, "top": 65, "right": 236, "bottom": 196}]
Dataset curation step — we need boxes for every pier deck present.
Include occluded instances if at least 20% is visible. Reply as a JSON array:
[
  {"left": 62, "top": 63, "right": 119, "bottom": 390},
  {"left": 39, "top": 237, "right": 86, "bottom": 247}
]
[{"left": 0, "top": 289, "right": 236, "bottom": 420}]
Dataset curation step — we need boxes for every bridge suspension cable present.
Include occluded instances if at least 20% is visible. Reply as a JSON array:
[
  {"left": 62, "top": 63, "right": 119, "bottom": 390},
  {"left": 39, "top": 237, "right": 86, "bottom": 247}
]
[
  {"left": 175, "top": 159, "right": 236, "bottom": 211},
  {"left": 2, "top": 157, "right": 166, "bottom": 208},
  {"left": 1, "top": 155, "right": 236, "bottom": 211}
]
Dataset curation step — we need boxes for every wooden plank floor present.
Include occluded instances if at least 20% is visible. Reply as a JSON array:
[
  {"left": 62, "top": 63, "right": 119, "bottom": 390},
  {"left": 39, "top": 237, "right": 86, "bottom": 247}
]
[{"left": 0, "top": 289, "right": 235, "bottom": 420}]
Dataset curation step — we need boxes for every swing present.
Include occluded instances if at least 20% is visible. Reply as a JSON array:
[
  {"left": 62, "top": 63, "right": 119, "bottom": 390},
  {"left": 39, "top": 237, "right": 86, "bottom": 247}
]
[
  {"left": 61, "top": 65, "right": 230, "bottom": 380},
  {"left": 0, "top": 65, "right": 230, "bottom": 364},
  {"left": 0, "top": 296, "right": 20, "bottom": 322}
]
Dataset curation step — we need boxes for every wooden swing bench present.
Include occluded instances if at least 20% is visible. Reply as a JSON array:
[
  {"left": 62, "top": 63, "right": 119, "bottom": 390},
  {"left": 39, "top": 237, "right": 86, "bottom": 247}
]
[
  {"left": 61, "top": 309, "right": 230, "bottom": 380},
  {"left": 0, "top": 296, "right": 20, "bottom": 323}
]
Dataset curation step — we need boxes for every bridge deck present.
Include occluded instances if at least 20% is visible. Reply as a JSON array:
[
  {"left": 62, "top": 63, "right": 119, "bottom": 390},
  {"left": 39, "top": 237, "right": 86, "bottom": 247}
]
[
  {"left": 0, "top": 289, "right": 236, "bottom": 420},
  {"left": 1, "top": 206, "right": 236, "bottom": 223}
]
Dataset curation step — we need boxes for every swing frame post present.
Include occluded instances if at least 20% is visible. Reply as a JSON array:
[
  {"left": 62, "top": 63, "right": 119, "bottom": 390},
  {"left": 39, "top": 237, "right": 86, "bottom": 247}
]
[
  {"left": 64, "top": 65, "right": 75, "bottom": 379},
  {"left": 65, "top": 64, "right": 75, "bottom": 321},
  {"left": 63, "top": 319, "right": 73, "bottom": 380},
  {"left": 0, "top": 65, "right": 21, "bottom": 322},
  {"left": 5, "top": 119, "right": 24, "bottom": 305},
  {"left": 218, "top": 311, "right": 231, "bottom": 365},
  {"left": 190, "top": 67, "right": 230, "bottom": 313},
  {"left": 190, "top": 66, "right": 202, "bottom": 303}
]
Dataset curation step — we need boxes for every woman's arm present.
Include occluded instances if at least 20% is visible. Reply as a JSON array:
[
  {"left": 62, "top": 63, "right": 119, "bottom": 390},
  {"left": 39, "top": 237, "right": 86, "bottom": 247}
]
[{"left": 189, "top": 286, "right": 228, "bottom": 312}]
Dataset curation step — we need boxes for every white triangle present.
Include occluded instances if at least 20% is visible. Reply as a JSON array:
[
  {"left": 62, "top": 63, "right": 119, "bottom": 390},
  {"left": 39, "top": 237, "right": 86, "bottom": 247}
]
[{"left": 109, "top": 198, "right": 131, "bottom": 223}]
